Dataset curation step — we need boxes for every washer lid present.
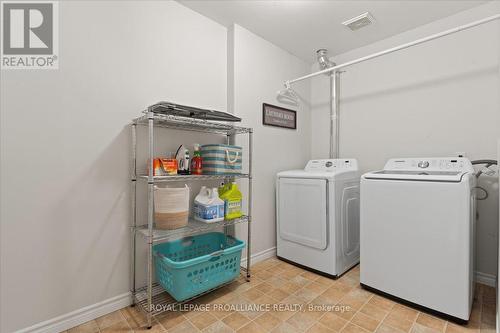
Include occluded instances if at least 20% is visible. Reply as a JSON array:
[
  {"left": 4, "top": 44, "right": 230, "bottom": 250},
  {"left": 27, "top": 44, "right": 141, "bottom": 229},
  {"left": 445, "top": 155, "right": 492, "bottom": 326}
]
[{"left": 364, "top": 170, "right": 465, "bottom": 182}]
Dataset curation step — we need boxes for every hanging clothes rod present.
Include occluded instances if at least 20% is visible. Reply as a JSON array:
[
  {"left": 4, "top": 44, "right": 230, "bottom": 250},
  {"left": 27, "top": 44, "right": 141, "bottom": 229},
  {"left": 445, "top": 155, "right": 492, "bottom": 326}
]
[{"left": 286, "top": 13, "right": 500, "bottom": 85}]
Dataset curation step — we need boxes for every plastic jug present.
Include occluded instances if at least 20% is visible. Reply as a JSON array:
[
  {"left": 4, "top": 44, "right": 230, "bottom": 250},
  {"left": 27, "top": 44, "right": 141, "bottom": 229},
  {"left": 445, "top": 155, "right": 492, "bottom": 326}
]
[
  {"left": 219, "top": 183, "right": 243, "bottom": 220},
  {"left": 218, "top": 183, "right": 230, "bottom": 197},
  {"left": 193, "top": 187, "right": 225, "bottom": 223}
]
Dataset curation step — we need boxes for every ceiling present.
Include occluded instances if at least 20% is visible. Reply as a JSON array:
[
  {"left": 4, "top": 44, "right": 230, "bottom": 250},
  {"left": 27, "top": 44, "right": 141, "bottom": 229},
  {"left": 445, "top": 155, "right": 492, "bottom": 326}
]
[{"left": 178, "top": 0, "right": 489, "bottom": 63}]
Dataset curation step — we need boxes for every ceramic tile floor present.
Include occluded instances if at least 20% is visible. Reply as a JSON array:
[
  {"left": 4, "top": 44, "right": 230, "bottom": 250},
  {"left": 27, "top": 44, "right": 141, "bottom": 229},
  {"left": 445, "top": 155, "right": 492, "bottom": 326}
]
[{"left": 68, "top": 258, "right": 496, "bottom": 333}]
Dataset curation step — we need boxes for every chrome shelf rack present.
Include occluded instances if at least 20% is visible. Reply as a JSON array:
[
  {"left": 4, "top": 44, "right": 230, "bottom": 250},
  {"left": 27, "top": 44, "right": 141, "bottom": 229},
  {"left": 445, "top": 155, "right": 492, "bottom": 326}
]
[
  {"left": 136, "top": 215, "right": 250, "bottom": 244},
  {"left": 130, "top": 108, "right": 253, "bottom": 328},
  {"left": 134, "top": 113, "right": 251, "bottom": 135},
  {"left": 136, "top": 173, "right": 250, "bottom": 183}
]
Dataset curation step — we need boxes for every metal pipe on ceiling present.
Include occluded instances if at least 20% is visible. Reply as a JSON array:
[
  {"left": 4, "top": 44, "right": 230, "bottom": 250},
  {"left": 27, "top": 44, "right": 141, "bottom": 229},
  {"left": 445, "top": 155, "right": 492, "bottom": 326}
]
[
  {"left": 288, "top": 12, "right": 500, "bottom": 159},
  {"left": 286, "top": 13, "right": 500, "bottom": 86}
]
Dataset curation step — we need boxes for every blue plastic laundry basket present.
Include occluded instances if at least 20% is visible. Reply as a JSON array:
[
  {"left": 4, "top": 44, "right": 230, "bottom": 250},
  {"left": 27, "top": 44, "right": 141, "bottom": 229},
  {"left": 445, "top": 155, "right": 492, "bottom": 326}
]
[{"left": 153, "top": 232, "right": 245, "bottom": 301}]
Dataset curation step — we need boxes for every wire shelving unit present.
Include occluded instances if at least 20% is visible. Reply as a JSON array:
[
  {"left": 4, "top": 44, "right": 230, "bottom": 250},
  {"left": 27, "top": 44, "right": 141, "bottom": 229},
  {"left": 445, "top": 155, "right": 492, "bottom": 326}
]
[{"left": 131, "top": 106, "right": 253, "bottom": 328}]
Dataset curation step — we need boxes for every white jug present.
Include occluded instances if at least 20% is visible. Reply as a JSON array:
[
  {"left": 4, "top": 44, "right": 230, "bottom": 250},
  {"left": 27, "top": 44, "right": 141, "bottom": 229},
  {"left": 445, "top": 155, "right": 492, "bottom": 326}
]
[{"left": 193, "top": 187, "right": 225, "bottom": 223}]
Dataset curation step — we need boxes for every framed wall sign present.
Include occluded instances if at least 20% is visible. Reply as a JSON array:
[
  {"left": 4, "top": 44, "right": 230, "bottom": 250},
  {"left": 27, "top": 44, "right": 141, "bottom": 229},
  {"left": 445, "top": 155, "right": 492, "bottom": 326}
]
[{"left": 262, "top": 103, "right": 297, "bottom": 129}]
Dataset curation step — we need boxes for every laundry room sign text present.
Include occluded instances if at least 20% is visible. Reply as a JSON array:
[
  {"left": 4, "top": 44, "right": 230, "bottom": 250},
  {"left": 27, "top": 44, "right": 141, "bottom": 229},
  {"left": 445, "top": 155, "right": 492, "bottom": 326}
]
[{"left": 262, "top": 103, "right": 296, "bottom": 129}]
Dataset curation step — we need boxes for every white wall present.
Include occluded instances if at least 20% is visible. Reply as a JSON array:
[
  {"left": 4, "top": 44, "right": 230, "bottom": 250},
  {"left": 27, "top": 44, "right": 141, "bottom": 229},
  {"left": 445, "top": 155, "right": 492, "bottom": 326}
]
[
  {"left": 0, "top": 1, "right": 227, "bottom": 332},
  {"left": 230, "top": 24, "right": 312, "bottom": 258},
  {"left": 311, "top": 2, "right": 500, "bottom": 278}
]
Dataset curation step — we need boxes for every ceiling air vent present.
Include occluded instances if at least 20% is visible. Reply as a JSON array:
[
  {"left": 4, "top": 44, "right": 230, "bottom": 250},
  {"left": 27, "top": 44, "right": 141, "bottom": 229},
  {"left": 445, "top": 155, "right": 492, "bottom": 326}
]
[{"left": 342, "top": 12, "right": 375, "bottom": 31}]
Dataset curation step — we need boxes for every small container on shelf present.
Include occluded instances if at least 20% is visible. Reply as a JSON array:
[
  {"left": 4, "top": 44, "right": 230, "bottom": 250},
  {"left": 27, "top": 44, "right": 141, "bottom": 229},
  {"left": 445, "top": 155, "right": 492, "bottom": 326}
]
[
  {"left": 201, "top": 144, "right": 242, "bottom": 175},
  {"left": 193, "top": 186, "right": 225, "bottom": 223},
  {"left": 191, "top": 144, "right": 203, "bottom": 175},
  {"left": 219, "top": 183, "right": 243, "bottom": 220},
  {"left": 149, "top": 158, "right": 177, "bottom": 176},
  {"left": 153, "top": 185, "right": 189, "bottom": 229}
]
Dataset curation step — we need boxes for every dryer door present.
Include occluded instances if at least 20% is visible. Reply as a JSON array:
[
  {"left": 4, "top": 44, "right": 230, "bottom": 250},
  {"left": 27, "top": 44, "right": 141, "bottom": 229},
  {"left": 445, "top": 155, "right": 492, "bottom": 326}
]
[{"left": 278, "top": 177, "right": 328, "bottom": 250}]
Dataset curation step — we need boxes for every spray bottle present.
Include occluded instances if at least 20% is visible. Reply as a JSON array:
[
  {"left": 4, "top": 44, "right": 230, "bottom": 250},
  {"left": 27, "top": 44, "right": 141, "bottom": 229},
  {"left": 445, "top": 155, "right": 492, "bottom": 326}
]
[{"left": 191, "top": 144, "right": 203, "bottom": 175}]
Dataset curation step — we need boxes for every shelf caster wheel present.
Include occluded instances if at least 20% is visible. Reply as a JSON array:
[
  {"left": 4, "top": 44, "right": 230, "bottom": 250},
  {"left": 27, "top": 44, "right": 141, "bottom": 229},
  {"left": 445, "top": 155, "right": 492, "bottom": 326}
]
[
  {"left": 130, "top": 304, "right": 135, "bottom": 307},
  {"left": 246, "top": 274, "right": 251, "bottom": 282},
  {"left": 147, "top": 326, "right": 152, "bottom": 330}
]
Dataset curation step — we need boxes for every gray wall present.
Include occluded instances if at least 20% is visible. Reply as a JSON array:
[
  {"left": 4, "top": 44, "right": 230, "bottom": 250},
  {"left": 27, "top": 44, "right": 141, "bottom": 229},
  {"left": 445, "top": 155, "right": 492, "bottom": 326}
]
[
  {"left": 311, "top": 1, "right": 500, "bottom": 279},
  {"left": 230, "top": 24, "right": 312, "bottom": 258},
  {"left": 0, "top": 1, "right": 227, "bottom": 332},
  {"left": 0, "top": 2, "right": 312, "bottom": 332}
]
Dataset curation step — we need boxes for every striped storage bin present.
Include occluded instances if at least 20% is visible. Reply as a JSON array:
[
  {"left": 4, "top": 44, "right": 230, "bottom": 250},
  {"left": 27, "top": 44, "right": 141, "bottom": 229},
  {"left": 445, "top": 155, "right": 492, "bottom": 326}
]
[{"left": 201, "top": 144, "right": 242, "bottom": 175}]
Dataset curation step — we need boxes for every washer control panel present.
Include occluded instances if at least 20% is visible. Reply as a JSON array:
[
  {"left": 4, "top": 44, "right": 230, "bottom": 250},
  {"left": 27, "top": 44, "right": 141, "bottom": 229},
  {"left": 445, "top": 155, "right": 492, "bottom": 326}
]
[
  {"left": 384, "top": 157, "right": 473, "bottom": 172},
  {"left": 305, "top": 159, "right": 358, "bottom": 172}
]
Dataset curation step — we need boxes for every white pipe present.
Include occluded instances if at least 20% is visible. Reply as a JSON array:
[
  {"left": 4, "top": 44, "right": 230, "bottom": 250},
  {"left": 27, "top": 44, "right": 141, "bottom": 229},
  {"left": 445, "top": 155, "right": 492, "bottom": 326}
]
[
  {"left": 334, "top": 71, "right": 340, "bottom": 158},
  {"left": 286, "top": 13, "right": 500, "bottom": 86},
  {"left": 329, "top": 72, "right": 340, "bottom": 159},
  {"left": 329, "top": 74, "right": 334, "bottom": 158}
]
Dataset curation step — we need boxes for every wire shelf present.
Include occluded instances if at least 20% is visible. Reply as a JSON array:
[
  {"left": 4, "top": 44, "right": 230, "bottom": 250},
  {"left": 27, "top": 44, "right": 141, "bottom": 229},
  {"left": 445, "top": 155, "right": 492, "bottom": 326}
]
[
  {"left": 136, "top": 215, "right": 249, "bottom": 243},
  {"left": 131, "top": 103, "right": 253, "bottom": 328},
  {"left": 133, "top": 279, "right": 240, "bottom": 317},
  {"left": 136, "top": 173, "right": 250, "bottom": 183},
  {"left": 147, "top": 101, "right": 242, "bottom": 122},
  {"left": 132, "top": 114, "right": 251, "bottom": 135}
]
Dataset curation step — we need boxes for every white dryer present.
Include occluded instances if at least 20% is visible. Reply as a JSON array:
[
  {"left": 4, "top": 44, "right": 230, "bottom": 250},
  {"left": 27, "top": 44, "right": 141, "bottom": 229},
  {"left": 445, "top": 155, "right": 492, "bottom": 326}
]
[
  {"left": 360, "top": 157, "right": 476, "bottom": 322},
  {"left": 276, "top": 159, "right": 360, "bottom": 277}
]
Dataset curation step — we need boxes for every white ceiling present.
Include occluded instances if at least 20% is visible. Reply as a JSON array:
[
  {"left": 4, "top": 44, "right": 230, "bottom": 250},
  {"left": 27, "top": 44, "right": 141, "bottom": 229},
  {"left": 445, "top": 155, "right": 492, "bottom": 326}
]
[{"left": 178, "top": 0, "right": 489, "bottom": 63}]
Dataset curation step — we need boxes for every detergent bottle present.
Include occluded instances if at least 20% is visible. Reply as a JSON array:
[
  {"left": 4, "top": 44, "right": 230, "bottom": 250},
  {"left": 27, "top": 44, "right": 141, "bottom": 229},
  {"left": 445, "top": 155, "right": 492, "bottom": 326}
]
[
  {"left": 219, "top": 183, "right": 243, "bottom": 220},
  {"left": 218, "top": 182, "right": 230, "bottom": 197},
  {"left": 190, "top": 144, "right": 202, "bottom": 175},
  {"left": 193, "top": 187, "right": 225, "bottom": 223}
]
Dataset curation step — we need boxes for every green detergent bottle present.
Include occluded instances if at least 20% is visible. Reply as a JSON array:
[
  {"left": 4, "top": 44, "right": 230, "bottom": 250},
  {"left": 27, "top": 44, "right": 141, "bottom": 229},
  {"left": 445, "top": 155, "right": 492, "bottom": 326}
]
[
  {"left": 218, "top": 183, "right": 230, "bottom": 197},
  {"left": 219, "top": 183, "right": 242, "bottom": 220}
]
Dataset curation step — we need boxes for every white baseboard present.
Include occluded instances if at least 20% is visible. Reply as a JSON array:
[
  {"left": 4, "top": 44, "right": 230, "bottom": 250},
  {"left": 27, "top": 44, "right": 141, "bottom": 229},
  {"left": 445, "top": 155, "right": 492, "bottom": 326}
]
[
  {"left": 16, "top": 292, "right": 132, "bottom": 333},
  {"left": 241, "top": 246, "right": 277, "bottom": 267},
  {"left": 476, "top": 271, "right": 497, "bottom": 287},
  {"left": 22, "top": 248, "right": 489, "bottom": 333},
  {"left": 15, "top": 247, "right": 278, "bottom": 333}
]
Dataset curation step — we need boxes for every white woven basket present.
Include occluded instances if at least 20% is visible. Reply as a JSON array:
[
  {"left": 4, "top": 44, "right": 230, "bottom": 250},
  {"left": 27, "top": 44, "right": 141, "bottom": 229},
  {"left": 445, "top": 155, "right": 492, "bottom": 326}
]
[{"left": 154, "top": 185, "right": 189, "bottom": 229}]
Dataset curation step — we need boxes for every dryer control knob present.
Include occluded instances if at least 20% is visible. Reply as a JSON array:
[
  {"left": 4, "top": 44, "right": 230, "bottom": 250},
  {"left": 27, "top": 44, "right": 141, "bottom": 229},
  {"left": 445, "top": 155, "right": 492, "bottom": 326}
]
[{"left": 418, "top": 161, "right": 429, "bottom": 168}]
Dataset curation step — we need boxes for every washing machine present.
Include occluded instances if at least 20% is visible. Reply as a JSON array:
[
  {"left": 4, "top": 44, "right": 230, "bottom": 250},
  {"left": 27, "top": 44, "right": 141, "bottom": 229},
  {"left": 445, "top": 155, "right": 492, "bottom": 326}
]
[
  {"left": 276, "top": 159, "right": 360, "bottom": 277},
  {"left": 360, "top": 157, "right": 476, "bottom": 322}
]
